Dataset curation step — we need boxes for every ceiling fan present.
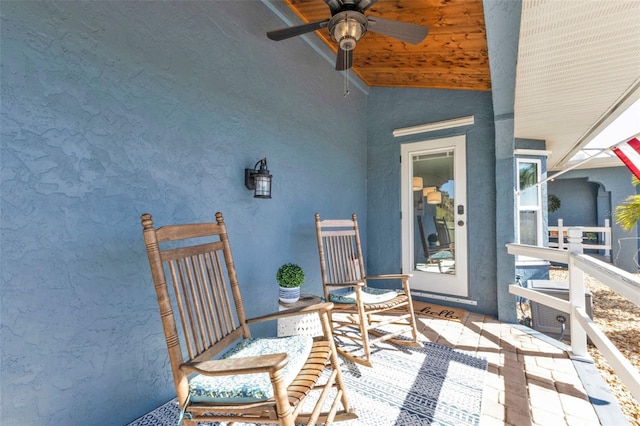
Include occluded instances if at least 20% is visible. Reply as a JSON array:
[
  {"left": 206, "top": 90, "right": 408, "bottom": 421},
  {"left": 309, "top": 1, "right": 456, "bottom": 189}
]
[{"left": 267, "top": 0, "right": 429, "bottom": 71}]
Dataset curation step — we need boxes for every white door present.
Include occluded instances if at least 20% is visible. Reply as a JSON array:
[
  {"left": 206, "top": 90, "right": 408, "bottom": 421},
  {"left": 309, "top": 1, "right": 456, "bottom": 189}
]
[{"left": 401, "top": 136, "right": 468, "bottom": 297}]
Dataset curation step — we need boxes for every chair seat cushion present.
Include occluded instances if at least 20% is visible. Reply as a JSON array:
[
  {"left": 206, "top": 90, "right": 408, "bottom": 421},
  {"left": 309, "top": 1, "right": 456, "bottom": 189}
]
[
  {"left": 188, "top": 335, "right": 313, "bottom": 403},
  {"left": 430, "top": 250, "right": 453, "bottom": 260},
  {"left": 329, "top": 287, "right": 398, "bottom": 305}
]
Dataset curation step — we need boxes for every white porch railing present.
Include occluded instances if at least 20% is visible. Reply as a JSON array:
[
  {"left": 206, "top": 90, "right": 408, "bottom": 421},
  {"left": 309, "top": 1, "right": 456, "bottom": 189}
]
[
  {"left": 549, "top": 218, "right": 611, "bottom": 255},
  {"left": 507, "top": 228, "right": 640, "bottom": 403}
]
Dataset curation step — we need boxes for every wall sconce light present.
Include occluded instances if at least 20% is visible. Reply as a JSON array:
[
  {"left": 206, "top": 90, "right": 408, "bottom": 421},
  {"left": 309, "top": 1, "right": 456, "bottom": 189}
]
[
  {"left": 412, "top": 177, "right": 424, "bottom": 191},
  {"left": 427, "top": 190, "right": 442, "bottom": 204},
  {"left": 244, "top": 158, "right": 272, "bottom": 199}
]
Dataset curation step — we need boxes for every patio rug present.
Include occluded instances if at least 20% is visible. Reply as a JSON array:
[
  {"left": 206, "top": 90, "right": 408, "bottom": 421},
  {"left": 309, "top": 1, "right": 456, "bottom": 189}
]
[
  {"left": 129, "top": 341, "right": 487, "bottom": 426},
  {"left": 412, "top": 301, "right": 468, "bottom": 323}
]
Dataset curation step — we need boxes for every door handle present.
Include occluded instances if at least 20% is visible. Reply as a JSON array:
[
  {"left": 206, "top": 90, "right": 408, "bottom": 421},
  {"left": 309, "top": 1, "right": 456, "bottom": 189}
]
[{"left": 457, "top": 220, "right": 465, "bottom": 226}]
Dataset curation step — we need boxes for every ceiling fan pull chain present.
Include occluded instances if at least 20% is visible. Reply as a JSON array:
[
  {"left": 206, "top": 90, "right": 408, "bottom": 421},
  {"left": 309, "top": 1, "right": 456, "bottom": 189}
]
[
  {"left": 343, "top": 71, "right": 349, "bottom": 97},
  {"left": 343, "top": 51, "right": 350, "bottom": 97}
]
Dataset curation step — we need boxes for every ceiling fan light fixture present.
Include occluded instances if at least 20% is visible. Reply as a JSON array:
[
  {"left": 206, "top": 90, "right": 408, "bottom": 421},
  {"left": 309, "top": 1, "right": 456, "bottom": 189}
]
[
  {"left": 329, "top": 12, "right": 367, "bottom": 51},
  {"left": 334, "top": 19, "right": 362, "bottom": 50}
]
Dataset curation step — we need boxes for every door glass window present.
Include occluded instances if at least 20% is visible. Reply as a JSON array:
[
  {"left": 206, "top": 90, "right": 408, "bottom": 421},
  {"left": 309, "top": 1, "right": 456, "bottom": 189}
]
[
  {"left": 412, "top": 150, "right": 455, "bottom": 275},
  {"left": 401, "top": 135, "right": 468, "bottom": 298}
]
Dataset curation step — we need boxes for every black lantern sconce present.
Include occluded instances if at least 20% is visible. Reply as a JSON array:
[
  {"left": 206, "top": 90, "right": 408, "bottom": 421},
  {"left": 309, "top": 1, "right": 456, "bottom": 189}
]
[{"left": 244, "top": 158, "right": 272, "bottom": 199}]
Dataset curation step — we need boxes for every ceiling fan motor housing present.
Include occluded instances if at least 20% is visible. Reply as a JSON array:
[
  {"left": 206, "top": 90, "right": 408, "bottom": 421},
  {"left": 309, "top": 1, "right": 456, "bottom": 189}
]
[{"left": 329, "top": 11, "right": 368, "bottom": 51}]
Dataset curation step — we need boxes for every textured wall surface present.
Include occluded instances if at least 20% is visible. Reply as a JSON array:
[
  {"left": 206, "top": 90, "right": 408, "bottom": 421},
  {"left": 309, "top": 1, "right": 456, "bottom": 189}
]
[
  {"left": 548, "top": 178, "right": 600, "bottom": 226},
  {"left": 484, "top": 0, "right": 522, "bottom": 322},
  {"left": 549, "top": 167, "right": 638, "bottom": 272},
  {"left": 0, "top": 0, "right": 530, "bottom": 423},
  {"left": 366, "top": 88, "right": 498, "bottom": 315},
  {"left": 0, "top": 2, "right": 367, "bottom": 424}
]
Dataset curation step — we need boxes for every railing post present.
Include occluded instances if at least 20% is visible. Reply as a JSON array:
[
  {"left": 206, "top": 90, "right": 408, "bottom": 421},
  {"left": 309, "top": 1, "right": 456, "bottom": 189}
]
[
  {"left": 604, "top": 218, "right": 611, "bottom": 257},
  {"left": 567, "top": 228, "right": 587, "bottom": 358},
  {"left": 558, "top": 219, "right": 564, "bottom": 250}
]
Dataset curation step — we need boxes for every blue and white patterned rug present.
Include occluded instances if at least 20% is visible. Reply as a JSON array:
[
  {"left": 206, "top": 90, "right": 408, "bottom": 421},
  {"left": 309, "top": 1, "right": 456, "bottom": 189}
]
[{"left": 129, "top": 341, "right": 487, "bottom": 426}]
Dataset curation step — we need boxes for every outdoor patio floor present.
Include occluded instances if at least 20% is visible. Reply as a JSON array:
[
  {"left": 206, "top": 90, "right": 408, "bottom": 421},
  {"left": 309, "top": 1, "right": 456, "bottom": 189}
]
[
  {"left": 414, "top": 311, "right": 623, "bottom": 426},
  {"left": 134, "top": 310, "right": 629, "bottom": 426}
]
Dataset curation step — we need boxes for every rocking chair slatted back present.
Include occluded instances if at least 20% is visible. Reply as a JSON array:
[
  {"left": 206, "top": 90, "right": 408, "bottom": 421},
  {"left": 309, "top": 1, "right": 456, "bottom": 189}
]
[
  {"left": 315, "top": 219, "right": 365, "bottom": 293},
  {"left": 434, "top": 217, "right": 453, "bottom": 248},
  {"left": 162, "top": 246, "right": 237, "bottom": 359},
  {"left": 142, "top": 213, "right": 249, "bottom": 368},
  {"left": 322, "top": 233, "right": 363, "bottom": 284}
]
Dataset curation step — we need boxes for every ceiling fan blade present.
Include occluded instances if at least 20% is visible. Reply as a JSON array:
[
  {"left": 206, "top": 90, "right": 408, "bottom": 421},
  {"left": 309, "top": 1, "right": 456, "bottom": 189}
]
[
  {"left": 335, "top": 47, "right": 353, "bottom": 71},
  {"left": 267, "top": 19, "right": 329, "bottom": 41},
  {"left": 367, "top": 16, "right": 428, "bottom": 45}
]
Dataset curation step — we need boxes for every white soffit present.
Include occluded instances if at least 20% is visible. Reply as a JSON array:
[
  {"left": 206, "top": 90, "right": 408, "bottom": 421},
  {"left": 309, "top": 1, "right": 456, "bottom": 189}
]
[{"left": 514, "top": 0, "right": 640, "bottom": 171}]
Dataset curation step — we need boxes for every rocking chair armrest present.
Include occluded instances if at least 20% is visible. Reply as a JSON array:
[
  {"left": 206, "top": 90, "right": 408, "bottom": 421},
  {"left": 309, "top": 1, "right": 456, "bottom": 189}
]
[
  {"left": 246, "top": 302, "right": 335, "bottom": 324},
  {"left": 181, "top": 353, "right": 289, "bottom": 376},
  {"left": 325, "top": 280, "right": 365, "bottom": 288},
  {"left": 365, "top": 274, "right": 413, "bottom": 280},
  {"left": 365, "top": 274, "right": 413, "bottom": 294}
]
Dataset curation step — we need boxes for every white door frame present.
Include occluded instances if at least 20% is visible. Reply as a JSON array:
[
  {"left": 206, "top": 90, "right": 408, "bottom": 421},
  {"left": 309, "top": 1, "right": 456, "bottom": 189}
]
[{"left": 401, "top": 135, "right": 468, "bottom": 298}]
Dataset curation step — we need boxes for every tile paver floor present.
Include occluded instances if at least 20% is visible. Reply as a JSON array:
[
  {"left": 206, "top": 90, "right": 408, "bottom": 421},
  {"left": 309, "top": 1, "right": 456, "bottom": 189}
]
[
  {"left": 136, "top": 310, "right": 627, "bottom": 425},
  {"left": 414, "top": 312, "right": 609, "bottom": 426}
]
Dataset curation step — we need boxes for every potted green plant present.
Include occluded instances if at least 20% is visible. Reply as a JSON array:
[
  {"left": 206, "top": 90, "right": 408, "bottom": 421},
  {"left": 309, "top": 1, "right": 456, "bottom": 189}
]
[
  {"left": 427, "top": 233, "right": 439, "bottom": 247},
  {"left": 548, "top": 194, "right": 561, "bottom": 212},
  {"left": 276, "top": 263, "right": 305, "bottom": 304}
]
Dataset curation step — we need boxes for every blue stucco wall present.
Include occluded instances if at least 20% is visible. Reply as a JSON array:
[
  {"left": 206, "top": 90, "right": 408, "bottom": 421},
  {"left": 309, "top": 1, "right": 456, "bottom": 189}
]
[
  {"left": 484, "top": 0, "right": 521, "bottom": 322},
  {"left": 366, "top": 88, "right": 498, "bottom": 315},
  {"left": 0, "top": 2, "right": 367, "bottom": 424},
  {"left": 548, "top": 178, "right": 600, "bottom": 226},
  {"left": 549, "top": 167, "right": 638, "bottom": 272}
]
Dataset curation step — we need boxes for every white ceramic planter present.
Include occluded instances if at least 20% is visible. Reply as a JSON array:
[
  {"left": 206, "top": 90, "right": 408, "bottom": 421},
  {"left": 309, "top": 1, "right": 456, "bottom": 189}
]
[{"left": 278, "top": 286, "right": 301, "bottom": 304}]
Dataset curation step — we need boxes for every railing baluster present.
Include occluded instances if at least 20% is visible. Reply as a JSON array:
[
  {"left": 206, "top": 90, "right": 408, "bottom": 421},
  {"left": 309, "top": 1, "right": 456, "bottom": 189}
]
[
  {"left": 604, "top": 218, "right": 611, "bottom": 256},
  {"left": 568, "top": 228, "right": 587, "bottom": 358}
]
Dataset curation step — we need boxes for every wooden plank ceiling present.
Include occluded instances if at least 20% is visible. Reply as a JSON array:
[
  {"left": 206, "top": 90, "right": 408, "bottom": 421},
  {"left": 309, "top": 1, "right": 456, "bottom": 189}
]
[{"left": 282, "top": 0, "right": 491, "bottom": 91}]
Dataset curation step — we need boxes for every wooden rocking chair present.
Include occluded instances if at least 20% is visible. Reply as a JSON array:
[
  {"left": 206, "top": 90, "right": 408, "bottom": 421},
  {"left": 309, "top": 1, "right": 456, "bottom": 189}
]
[
  {"left": 314, "top": 213, "right": 421, "bottom": 367},
  {"left": 418, "top": 216, "right": 455, "bottom": 272},
  {"left": 141, "top": 212, "right": 356, "bottom": 425}
]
